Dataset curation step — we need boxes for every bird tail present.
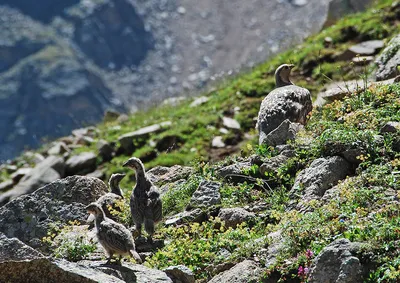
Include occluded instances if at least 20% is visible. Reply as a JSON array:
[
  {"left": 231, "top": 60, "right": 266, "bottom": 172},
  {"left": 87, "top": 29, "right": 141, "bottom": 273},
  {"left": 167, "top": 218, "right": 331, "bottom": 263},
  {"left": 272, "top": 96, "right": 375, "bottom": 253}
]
[{"left": 130, "top": 249, "right": 142, "bottom": 264}]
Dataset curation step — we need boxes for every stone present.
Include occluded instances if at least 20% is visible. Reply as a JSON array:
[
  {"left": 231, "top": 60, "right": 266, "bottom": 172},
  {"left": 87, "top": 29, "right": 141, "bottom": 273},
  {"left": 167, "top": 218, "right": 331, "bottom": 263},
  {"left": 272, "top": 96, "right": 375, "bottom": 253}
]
[
  {"left": 207, "top": 260, "right": 263, "bottom": 283},
  {"left": 156, "top": 135, "right": 184, "bottom": 152},
  {"left": 380, "top": 121, "right": 400, "bottom": 133},
  {"left": 222, "top": 117, "right": 241, "bottom": 130},
  {"left": 259, "top": 150, "right": 295, "bottom": 177},
  {"left": 23, "top": 152, "right": 45, "bottom": 164},
  {"left": 0, "top": 233, "right": 44, "bottom": 262},
  {"left": 72, "top": 127, "right": 98, "bottom": 138},
  {"left": 117, "top": 114, "right": 129, "bottom": 123},
  {"left": 188, "top": 180, "right": 221, "bottom": 209},
  {"left": 212, "top": 136, "right": 226, "bottom": 148},
  {"left": 147, "top": 165, "right": 194, "bottom": 186},
  {"left": 217, "top": 207, "right": 255, "bottom": 228},
  {"left": 0, "top": 176, "right": 108, "bottom": 248},
  {"left": 10, "top": 167, "right": 32, "bottom": 183},
  {"left": 164, "top": 265, "right": 195, "bottom": 283},
  {"left": 103, "top": 110, "right": 121, "bottom": 123},
  {"left": 309, "top": 238, "right": 365, "bottom": 283},
  {"left": 65, "top": 152, "right": 97, "bottom": 176},
  {"left": 97, "top": 140, "right": 114, "bottom": 162},
  {"left": 190, "top": 96, "right": 209, "bottom": 107},
  {"left": 47, "top": 142, "right": 70, "bottom": 155},
  {"left": 352, "top": 56, "right": 374, "bottom": 66},
  {"left": 75, "top": 136, "right": 95, "bottom": 146},
  {"left": 165, "top": 209, "right": 207, "bottom": 226},
  {"left": 0, "top": 180, "right": 13, "bottom": 192},
  {"left": 118, "top": 121, "right": 172, "bottom": 154},
  {"left": 337, "top": 40, "right": 384, "bottom": 61},
  {"left": 257, "top": 85, "right": 312, "bottom": 145},
  {"left": 291, "top": 156, "right": 351, "bottom": 202},
  {"left": 376, "top": 34, "right": 400, "bottom": 81},
  {"left": 264, "top": 119, "right": 303, "bottom": 146},
  {"left": 216, "top": 162, "right": 252, "bottom": 179},
  {"left": 86, "top": 170, "right": 105, "bottom": 180},
  {"left": 0, "top": 156, "right": 64, "bottom": 205},
  {"left": 134, "top": 237, "right": 165, "bottom": 253}
]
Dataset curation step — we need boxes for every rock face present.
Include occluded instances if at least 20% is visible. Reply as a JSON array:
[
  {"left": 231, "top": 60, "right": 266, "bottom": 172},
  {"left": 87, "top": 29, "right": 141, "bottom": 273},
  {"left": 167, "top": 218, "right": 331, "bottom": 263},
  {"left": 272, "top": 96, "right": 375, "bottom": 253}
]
[
  {"left": 0, "top": 233, "right": 172, "bottom": 283},
  {"left": 1, "top": 0, "right": 355, "bottom": 162},
  {"left": 207, "top": 260, "right": 264, "bottom": 283},
  {"left": 309, "top": 238, "right": 365, "bottom": 283},
  {"left": 0, "top": 176, "right": 107, "bottom": 248},
  {"left": 257, "top": 85, "right": 312, "bottom": 145},
  {"left": 291, "top": 156, "right": 350, "bottom": 202},
  {"left": 188, "top": 180, "right": 221, "bottom": 209},
  {"left": 375, "top": 34, "right": 400, "bottom": 81}
]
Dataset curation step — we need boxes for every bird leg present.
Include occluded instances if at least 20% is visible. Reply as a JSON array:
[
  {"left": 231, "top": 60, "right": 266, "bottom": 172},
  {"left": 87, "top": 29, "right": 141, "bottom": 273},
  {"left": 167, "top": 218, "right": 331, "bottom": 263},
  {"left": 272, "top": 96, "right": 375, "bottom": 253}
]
[
  {"left": 105, "top": 253, "right": 114, "bottom": 265},
  {"left": 116, "top": 255, "right": 123, "bottom": 265}
]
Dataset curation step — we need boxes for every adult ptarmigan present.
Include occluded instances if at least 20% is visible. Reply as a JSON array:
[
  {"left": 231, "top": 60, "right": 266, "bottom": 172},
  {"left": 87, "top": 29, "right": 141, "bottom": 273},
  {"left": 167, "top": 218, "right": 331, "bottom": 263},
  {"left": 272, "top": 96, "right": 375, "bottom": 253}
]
[{"left": 256, "top": 64, "right": 312, "bottom": 145}]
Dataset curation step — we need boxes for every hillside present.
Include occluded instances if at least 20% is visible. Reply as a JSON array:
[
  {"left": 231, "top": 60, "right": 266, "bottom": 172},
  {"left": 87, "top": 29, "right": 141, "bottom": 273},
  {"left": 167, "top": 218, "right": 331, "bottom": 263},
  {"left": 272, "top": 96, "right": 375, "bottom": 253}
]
[
  {"left": 0, "top": 0, "right": 400, "bottom": 282},
  {"left": 0, "top": 0, "right": 373, "bottom": 162}
]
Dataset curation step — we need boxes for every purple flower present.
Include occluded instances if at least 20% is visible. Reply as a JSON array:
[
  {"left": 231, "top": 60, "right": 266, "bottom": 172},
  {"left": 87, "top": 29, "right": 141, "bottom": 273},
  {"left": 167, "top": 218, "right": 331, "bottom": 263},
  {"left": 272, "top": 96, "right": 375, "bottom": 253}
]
[
  {"left": 306, "top": 249, "right": 314, "bottom": 259},
  {"left": 304, "top": 267, "right": 310, "bottom": 274},
  {"left": 298, "top": 266, "right": 304, "bottom": 276}
]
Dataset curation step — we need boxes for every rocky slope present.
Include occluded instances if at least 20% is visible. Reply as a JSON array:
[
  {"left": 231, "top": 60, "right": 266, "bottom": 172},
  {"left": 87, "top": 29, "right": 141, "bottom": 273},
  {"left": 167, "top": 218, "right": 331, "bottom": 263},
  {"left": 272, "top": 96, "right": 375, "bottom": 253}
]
[
  {"left": 1, "top": 0, "right": 400, "bottom": 282},
  {"left": 0, "top": 0, "right": 373, "bottom": 162}
]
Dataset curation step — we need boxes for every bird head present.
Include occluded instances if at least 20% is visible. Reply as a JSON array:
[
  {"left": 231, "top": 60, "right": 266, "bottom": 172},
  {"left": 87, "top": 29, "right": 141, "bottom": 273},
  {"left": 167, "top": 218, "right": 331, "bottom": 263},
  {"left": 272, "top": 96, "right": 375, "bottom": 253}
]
[
  {"left": 275, "top": 64, "right": 294, "bottom": 87},
  {"left": 86, "top": 202, "right": 103, "bottom": 216},
  {"left": 122, "top": 157, "right": 145, "bottom": 171},
  {"left": 109, "top": 173, "right": 126, "bottom": 185}
]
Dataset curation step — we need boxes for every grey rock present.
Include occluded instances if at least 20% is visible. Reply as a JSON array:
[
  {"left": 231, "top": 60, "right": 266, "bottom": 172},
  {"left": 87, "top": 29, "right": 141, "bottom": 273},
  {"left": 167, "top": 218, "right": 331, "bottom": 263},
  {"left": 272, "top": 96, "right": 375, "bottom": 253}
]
[
  {"left": 165, "top": 208, "right": 207, "bottom": 226},
  {"left": 0, "top": 233, "right": 44, "bottom": 262},
  {"left": 216, "top": 162, "right": 252, "bottom": 178},
  {"left": 147, "top": 165, "right": 194, "bottom": 186},
  {"left": 380, "top": 121, "right": 400, "bottom": 133},
  {"left": 0, "top": 180, "right": 13, "bottom": 192},
  {"left": 264, "top": 230, "right": 284, "bottom": 268},
  {"left": 259, "top": 150, "right": 295, "bottom": 177},
  {"left": 324, "top": 0, "right": 374, "bottom": 26},
  {"left": 265, "top": 119, "right": 303, "bottom": 146},
  {"left": 86, "top": 170, "right": 105, "bottom": 180},
  {"left": 207, "top": 260, "right": 263, "bottom": 283},
  {"left": 72, "top": 127, "right": 98, "bottom": 138},
  {"left": 10, "top": 167, "right": 32, "bottom": 183},
  {"left": 291, "top": 156, "right": 350, "bottom": 202},
  {"left": 103, "top": 110, "right": 121, "bottom": 123},
  {"left": 118, "top": 121, "right": 172, "bottom": 154},
  {"left": 0, "top": 156, "right": 64, "bottom": 205},
  {"left": 337, "top": 40, "right": 384, "bottom": 60},
  {"left": 222, "top": 117, "right": 241, "bottom": 130},
  {"left": 352, "top": 56, "right": 374, "bottom": 66},
  {"left": 257, "top": 85, "right": 312, "bottom": 145},
  {"left": 23, "top": 152, "right": 45, "bottom": 164},
  {"left": 218, "top": 207, "right": 255, "bottom": 228},
  {"left": 65, "top": 152, "right": 97, "bottom": 176},
  {"left": 97, "top": 139, "right": 114, "bottom": 162},
  {"left": 47, "top": 142, "right": 70, "bottom": 156},
  {"left": 0, "top": 176, "right": 107, "bottom": 248},
  {"left": 164, "top": 265, "right": 195, "bottom": 283},
  {"left": 212, "top": 136, "right": 226, "bottom": 148},
  {"left": 309, "top": 238, "right": 365, "bottom": 283},
  {"left": 376, "top": 34, "right": 400, "bottom": 81},
  {"left": 190, "top": 96, "right": 209, "bottom": 107},
  {"left": 188, "top": 180, "right": 221, "bottom": 209}
]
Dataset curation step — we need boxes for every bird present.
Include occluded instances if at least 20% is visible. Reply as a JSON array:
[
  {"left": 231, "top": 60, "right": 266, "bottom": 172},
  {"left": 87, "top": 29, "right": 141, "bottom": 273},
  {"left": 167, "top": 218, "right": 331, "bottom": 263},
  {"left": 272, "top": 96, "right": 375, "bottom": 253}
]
[
  {"left": 256, "top": 64, "right": 312, "bottom": 145},
  {"left": 87, "top": 173, "right": 126, "bottom": 224},
  {"left": 122, "top": 157, "right": 162, "bottom": 242},
  {"left": 86, "top": 202, "right": 142, "bottom": 264}
]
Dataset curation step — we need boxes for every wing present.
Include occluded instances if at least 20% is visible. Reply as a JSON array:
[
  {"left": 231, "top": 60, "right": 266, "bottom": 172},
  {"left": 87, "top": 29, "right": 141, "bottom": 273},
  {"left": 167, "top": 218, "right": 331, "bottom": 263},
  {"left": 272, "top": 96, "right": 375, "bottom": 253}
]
[{"left": 100, "top": 221, "right": 132, "bottom": 254}]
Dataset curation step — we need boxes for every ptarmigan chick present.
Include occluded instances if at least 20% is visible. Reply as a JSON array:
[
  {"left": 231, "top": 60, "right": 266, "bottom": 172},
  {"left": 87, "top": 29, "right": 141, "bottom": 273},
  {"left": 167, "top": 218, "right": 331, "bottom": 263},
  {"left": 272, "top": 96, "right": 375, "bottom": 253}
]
[
  {"left": 87, "top": 173, "right": 125, "bottom": 224},
  {"left": 86, "top": 202, "right": 142, "bottom": 264},
  {"left": 123, "top": 157, "right": 162, "bottom": 241}
]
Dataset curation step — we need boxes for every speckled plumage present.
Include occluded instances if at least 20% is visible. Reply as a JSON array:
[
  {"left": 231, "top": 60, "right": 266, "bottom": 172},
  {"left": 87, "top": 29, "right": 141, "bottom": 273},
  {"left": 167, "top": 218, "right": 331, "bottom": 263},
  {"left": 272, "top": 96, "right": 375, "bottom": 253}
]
[
  {"left": 123, "top": 157, "right": 162, "bottom": 239},
  {"left": 87, "top": 173, "right": 125, "bottom": 224},
  {"left": 257, "top": 64, "right": 312, "bottom": 145},
  {"left": 86, "top": 202, "right": 142, "bottom": 264}
]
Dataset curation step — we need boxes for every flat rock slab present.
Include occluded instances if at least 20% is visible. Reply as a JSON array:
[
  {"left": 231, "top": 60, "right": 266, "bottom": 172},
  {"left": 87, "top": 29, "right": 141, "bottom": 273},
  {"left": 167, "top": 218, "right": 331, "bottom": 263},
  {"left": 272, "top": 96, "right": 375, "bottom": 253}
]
[
  {"left": 0, "top": 176, "right": 107, "bottom": 248},
  {"left": 66, "top": 152, "right": 97, "bottom": 175},
  {"left": 188, "top": 180, "right": 221, "bottom": 209},
  {"left": 207, "top": 260, "right": 263, "bottom": 283}
]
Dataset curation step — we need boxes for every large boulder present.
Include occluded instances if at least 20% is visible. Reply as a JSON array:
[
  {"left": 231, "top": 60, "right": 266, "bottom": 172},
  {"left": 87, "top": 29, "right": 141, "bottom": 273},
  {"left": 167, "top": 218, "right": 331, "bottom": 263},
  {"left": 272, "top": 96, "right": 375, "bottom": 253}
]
[
  {"left": 309, "top": 238, "right": 366, "bottom": 283},
  {"left": 207, "top": 260, "right": 264, "bottom": 283},
  {"left": 0, "top": 176, "right": 107, "bottom": 248},
  {"left": 0, "top": 156, "right": 65, "bottom": 205},
  {"left": 290, "top": 156, "right": 351, "bottom": 203},
  {"left": 376, "top": 34, "right": 400, "bottom": 81}
]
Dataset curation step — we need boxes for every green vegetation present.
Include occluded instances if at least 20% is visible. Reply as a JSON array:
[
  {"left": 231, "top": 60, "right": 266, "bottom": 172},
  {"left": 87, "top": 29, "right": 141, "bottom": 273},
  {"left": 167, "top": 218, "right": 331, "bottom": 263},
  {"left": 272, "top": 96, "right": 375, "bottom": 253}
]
[{"left": 7, "top": 0, "right": 400, "bottom": 282}]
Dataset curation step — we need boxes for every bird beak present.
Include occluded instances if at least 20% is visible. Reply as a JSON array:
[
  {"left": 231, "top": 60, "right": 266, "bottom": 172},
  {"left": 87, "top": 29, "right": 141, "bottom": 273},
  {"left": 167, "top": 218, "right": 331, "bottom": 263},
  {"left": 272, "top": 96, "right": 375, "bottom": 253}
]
[
  {"left": 288, "top": 64, "right": 295, "bottom": 69},
  {"left": 122, "top": 161, "right": 129, "bottom": 167}
]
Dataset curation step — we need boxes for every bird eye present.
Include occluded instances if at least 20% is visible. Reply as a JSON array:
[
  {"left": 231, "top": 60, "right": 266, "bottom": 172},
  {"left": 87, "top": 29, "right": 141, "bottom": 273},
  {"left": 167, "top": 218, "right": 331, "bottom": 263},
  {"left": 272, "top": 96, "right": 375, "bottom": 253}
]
[{"left": 284, "top": 66, "right": 288, "bottom": 69}]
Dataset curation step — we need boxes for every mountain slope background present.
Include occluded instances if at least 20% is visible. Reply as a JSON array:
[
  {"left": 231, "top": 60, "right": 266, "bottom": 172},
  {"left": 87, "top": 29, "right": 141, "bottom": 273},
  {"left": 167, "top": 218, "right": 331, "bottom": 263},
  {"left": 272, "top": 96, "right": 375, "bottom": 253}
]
[{"left": 0, "top": 0, "right": 370, "bottom": 162}]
